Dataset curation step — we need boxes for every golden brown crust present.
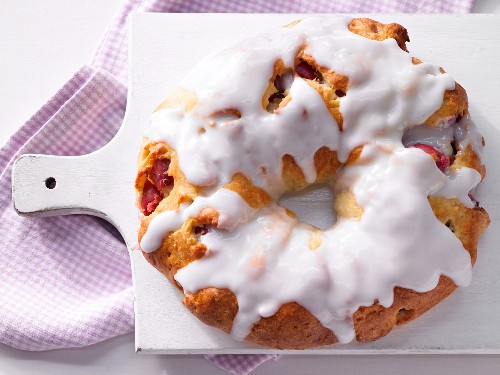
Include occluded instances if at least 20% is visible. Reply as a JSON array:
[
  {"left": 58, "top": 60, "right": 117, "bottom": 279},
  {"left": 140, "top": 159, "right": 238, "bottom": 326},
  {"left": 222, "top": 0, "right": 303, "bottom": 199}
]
[
  {"left": 453, "top": 144, "right": 486, "bottom": 179},
  {"left": 136, "top": 17, "right": 490, "bottom": 350},
  {"left": 424, "top": 83, "right": 468, "bottom": 127},
  {"left": 183, "top": 290, "right": 338, "bottom": 349},
  {"left": 155, "top": 87, "right": 198, "bottom": 112},
  {"left": 176, "top": 196, "right": 489, "bottom": 349},
  {"left": 354, "top": 197, "right": 489, "bottom": 344},
  {"left": 348, "top": 18, "right": 410, "bottom": 52},
  {"left": 179, "top": 198, "right": 489, "bottom": 349}
]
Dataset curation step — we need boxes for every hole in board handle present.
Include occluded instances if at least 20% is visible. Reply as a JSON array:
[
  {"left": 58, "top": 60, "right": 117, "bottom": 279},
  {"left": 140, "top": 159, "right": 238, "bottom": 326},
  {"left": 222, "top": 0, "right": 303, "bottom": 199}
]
[{"left": 45, "top": 177, "right": 56, "bottom": 189}]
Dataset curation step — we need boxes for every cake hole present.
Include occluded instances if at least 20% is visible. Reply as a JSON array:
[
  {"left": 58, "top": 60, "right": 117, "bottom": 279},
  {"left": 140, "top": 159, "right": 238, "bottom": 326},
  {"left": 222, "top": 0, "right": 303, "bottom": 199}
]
[
  {"left": 45, "top": 177, "right": 56, "bottom": 189},
  {"left": 335, "top": 89, "right": 346, "bottom": 97},
  {"left": 278, "top": 183, "right": 336, "bottom": 230},
  {"left": 267, "top": 69, "right": 294, "bottom": 113},
  {"left": 193, "top": 225, "right": 210, "bottom": 236},
  {"left": 212, "top": 109, "right": 241, "bottom": 125},
  {"left": 266, "top": 92, "right": 285, "bottom": 113},
  {"left": 445, "top": 220, "right": 455, "bottom": 233},
  {"left": 274, "top": 69, "right": 294, "bottom": 92},
  {"left": 396, "top": 308, "right": 415, "bottom": 325},
  {"left": 295, "top": 60, "right": 323, "bottom": 82}
]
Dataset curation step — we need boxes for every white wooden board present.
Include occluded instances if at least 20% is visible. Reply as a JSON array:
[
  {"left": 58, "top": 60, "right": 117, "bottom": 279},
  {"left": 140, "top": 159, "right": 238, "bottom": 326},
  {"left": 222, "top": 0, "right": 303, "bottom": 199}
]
[{"left": 11, "top": 14, "right": 500, "bottom": 354}]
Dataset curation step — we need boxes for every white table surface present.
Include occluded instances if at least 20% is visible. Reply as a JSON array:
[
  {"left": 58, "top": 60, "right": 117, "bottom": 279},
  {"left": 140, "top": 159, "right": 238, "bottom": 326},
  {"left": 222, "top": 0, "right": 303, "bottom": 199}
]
[{"left": 1, "top": 0, "right": 500, "bottom": 374}]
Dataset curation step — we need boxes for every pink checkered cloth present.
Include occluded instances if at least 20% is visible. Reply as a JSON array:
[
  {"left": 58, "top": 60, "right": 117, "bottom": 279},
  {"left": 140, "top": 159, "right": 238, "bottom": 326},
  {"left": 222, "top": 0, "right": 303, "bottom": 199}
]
[{"left": 0, "top": 0, "right": 474, "bottom": 374}]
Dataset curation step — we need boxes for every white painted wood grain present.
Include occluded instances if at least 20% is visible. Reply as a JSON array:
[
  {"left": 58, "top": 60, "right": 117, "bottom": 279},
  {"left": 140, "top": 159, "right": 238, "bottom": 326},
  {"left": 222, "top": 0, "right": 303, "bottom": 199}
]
[
  {"left": 11, "top": 14, "right": 500, "bottom": 354},
  {"left": 12, "top": 134, "right": 140, "bottom": 247}
]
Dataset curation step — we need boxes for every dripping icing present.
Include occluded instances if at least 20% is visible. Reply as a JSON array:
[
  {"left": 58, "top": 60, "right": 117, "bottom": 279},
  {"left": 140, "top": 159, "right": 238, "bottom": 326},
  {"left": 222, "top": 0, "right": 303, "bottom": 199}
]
[
  {"left": 175, "top": 144, "right": 472, "bottom": 343},
  {"left": 146, "top": 16, "right": 455, "bottom": 193},
  {"left": 140, "top": 189, "right": 257, "bottom": 253}
]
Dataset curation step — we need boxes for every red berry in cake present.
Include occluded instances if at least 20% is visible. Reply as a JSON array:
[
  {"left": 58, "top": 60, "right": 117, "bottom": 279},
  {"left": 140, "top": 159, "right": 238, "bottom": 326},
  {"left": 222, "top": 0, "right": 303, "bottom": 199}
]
[{"left": 412, "top": 143, "right": 449, "bottom": 172}]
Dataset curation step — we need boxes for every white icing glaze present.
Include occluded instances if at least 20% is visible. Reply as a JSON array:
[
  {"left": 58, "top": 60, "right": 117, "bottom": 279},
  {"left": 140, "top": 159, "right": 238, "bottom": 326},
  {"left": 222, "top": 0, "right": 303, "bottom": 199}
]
[
  {"left": 140, "top": 203, "right": 189, "bottom": 253},
  {"left": 175, "top": 143, "right": 472, "bottom": 343},
  {"left": 454, "top": 114, "right": 486, "bottom": 162},
  {"left": 146, "top": 15, "right": 454, "bottom": 193},
  {"left": 402, "top": 124, "right": 455, "bottom": 156},
  {"left": 141, "top": 16, "right": 484, "bottom": 343},
  {"left": 433, "top": 167, "right": 481, "bottom": 208},
  {"left": 148, "top": 77, "right": 340, "bottom": 197},
  {"left": 140, "top": 189, "right": 256, "bottom": 253}
]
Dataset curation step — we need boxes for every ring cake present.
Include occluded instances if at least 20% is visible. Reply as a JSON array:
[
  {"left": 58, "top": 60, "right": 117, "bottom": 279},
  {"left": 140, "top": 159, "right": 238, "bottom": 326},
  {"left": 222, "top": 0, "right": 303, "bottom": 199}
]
[{"left": 135, "top": 16, "right": 490, "bottom": 349}]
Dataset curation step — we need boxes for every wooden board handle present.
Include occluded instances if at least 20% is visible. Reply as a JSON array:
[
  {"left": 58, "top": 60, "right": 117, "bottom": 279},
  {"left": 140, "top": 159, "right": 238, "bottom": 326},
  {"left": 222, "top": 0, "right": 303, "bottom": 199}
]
[
  {"left": 11, "top": 151, "right": 139, "bottom": 246},
  {"left": 12, "top": 153, "right": 113, "bottom": 219}
]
